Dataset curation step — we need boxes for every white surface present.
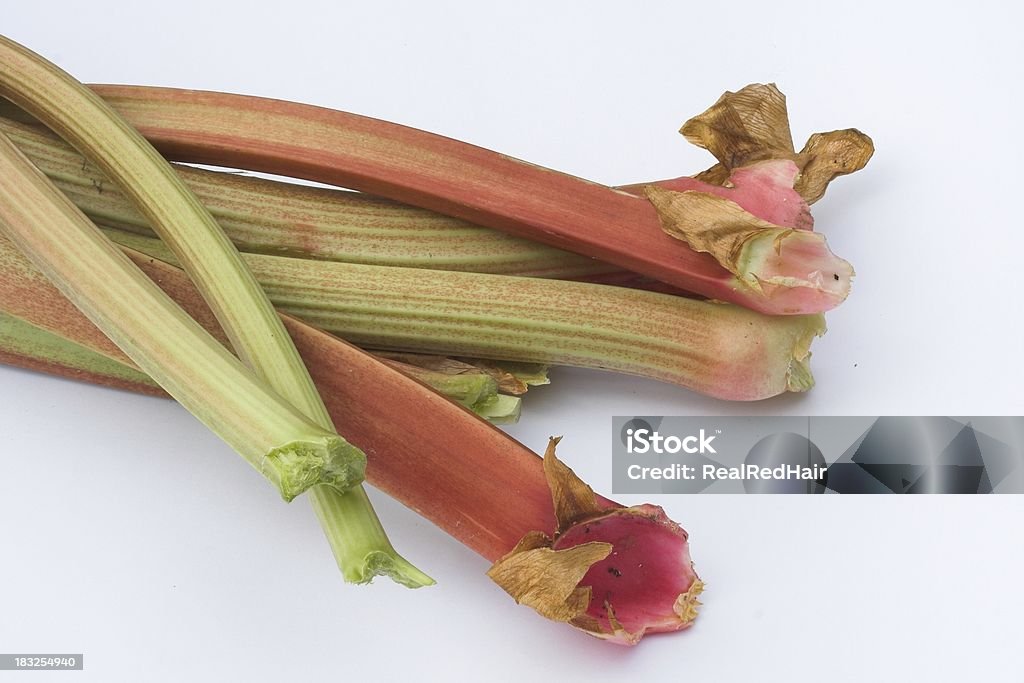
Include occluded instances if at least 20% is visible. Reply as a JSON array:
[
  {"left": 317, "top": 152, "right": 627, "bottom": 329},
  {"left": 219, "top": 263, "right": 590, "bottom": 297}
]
[{"left": 2, "top": 2, "right": 1023, "bottom": 681}]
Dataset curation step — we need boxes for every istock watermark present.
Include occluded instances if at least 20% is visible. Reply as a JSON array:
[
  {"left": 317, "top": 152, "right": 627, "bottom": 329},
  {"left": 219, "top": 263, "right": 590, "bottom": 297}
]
[
  {"left": 612, "top": 416, "right": 1024, "bottom": 494},
  {"left": 625, "top": 427, "right": 718, "bottom": 454}
]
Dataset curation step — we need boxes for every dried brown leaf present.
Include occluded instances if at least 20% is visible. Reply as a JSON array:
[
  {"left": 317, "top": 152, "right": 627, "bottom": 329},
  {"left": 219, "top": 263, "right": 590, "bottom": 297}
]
[
  {"left": 464, "top": 362, "right": 527, "bottom": 395},
  {"left": 691, "top": 163, "right": 732, "bottom": 187},
  {"left": 456, "top": 359, "right": 550, "bottom": 395},
  {"left": 506, "top": 530, "right": 553, "bottom": 554},
  {"left": 681, "top": 83, "right": 795, "bottom": 168},
  {"left": 486, "top": 539, "right": 612, "bottom": 623},
  {"left": 543, "top": 437, "right": 604, "bottom": 534},
  {"left": 793, "top": 129, "right": 875, "bottom": 204},
  {"left": 681, "top": 83, "right": 874, "bottom": 203},
  {"left": 485, "top": 440, "right": 615, "bottom": 625},
  {"left": 571, "top": 600, "right": 643, "bottom": 645},
  {"left": 644, "top": 186, "right": 790, "bottom": 286}
]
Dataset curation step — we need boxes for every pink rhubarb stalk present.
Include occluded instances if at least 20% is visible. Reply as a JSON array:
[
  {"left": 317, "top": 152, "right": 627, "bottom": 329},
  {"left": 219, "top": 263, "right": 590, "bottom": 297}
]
[{"left": 86, "top": 84, "right": 852, "bottom": 315}]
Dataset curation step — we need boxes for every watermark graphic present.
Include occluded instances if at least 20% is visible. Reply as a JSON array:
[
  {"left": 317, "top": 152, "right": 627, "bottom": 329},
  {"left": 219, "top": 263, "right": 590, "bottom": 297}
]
[{"left": 611, "top": 417, "right": 1024, "bottom": 494}]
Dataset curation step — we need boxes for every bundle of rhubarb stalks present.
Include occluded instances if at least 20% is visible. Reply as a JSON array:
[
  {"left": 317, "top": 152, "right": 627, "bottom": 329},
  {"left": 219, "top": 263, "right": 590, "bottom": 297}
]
[{"left": 0, "top": 35, "right": 871, "bottom": 645}]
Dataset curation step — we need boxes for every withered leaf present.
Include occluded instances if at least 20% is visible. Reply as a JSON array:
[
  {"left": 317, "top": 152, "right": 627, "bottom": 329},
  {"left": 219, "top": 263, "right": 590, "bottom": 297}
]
[
  {"left": 681, "top": 83, "right": 873, "bottom": 203},
  {"left": 571, "top": 600, "right": 643, "bottom": 645},
  {"left": 543, "top": 437, "right": 604, "bottom": 534},
  {"left": 486, "top": 439, "right": 617, "bottom": 626},
  {"left": 682, "top": 83, "right": 794, "bottom": 170},
  {"left": 487, "top": 539, "right": 612, "bottom": 623},
  {"left": 506, "top": 529, "right": 553, "bottom": 554},
  {"left": 643, "top": 185, "right": 791, "bottom": 286},
  {"left": 794, "top": 129, "right": 875, "bottom": 204},
  {"left": 483, "top": 367, "right": 527, "bottom": 395}
]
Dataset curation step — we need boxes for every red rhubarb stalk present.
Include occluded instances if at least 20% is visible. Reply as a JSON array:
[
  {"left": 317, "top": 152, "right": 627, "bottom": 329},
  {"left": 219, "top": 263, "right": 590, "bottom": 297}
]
[
  {"left": 0, "top": 115, "right": 830, "bottom": 298},
  {"left": 87, "top": 84, "right": 853, "bottom": 315}
]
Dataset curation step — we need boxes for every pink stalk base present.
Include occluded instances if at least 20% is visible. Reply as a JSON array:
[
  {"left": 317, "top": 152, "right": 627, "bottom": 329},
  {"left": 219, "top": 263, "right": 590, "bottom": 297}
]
[
  {"left": 624, "top": 159, "right": 814, "bottom": 231},
  {"left": 554, "top": 505, "right": 699, "bottom": 645}
]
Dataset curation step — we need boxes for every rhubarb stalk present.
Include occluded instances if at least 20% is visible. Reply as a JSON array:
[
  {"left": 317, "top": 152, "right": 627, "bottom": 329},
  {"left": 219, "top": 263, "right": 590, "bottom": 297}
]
[
  {"left": 0, "top": 306, "right": 520, "bottom": 424},
  {"left": 0, "top": 35, "right": 428, "bottom": 586},
  {"left": 0, "top": 135, "right": 357, "bottom": 501},
  {"left": 0, "top": 227, "right": 520, "bottom": 423},
  {"left": 0, "top": 241, "right": 704, "bottom": 644},
  {"left": 83, "top": 83, "right": 857, "bottom": 314},
  {"left": 0, "top": 115, "right": 845, "bottom": 296},
  {"left": 0, "top": 116, "right": 611, "bottom": 279},
  {"left": 97, "top": 226, "right": 824, "bottom": 401}
]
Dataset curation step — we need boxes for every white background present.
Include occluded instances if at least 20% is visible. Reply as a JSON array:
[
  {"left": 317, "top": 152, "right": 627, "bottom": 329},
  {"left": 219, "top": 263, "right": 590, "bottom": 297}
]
[{"left": 2, "top": 2, "right": 1023, "bottom": 681}]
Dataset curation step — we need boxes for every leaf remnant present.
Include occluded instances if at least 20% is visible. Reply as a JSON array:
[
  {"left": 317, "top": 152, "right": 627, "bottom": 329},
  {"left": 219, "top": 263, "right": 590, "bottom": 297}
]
[
  {"left": 681, "top": 83, "right": 874, "bottom": 203},
  {"left": 543, "top": 437, "right": 605, "bottom": 533},
  {"left": 487, "top": 531, "right": 612, "bottom": 622}
]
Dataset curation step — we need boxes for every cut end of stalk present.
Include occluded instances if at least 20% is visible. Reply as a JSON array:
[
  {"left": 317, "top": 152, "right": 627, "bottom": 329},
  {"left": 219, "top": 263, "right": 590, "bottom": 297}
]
[
  {"left": 695, "top": 308, "right": 826, "bottom": 401},
  {"left": 310, "top": 486, "right": 432, "bottom": 588},
  {"left": 557, "top": 505, "right": 701, "bottom": 645},
  {"left": 645, "top": 186, "right": 853, "bottom": 315},
  {"left": 263, "top": 436, "right": 366, "bottom": 502},
  {"left": 344, "top": 549, "right": 437, "bottom": 589},
  {"left": 488, "top": 439, "right": 701, "bottom": 645},
  {"left": 740, "top": 228, "right": 854, "bottom": 314}
]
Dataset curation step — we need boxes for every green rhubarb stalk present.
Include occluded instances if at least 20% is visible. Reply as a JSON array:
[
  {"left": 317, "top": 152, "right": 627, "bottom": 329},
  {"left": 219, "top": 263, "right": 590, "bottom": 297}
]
[
  {"left": 0, "top": 306, "right": 520, "bottom": 423},
  {"left": 101, "top": 228, "right": 823, "bottom": 401},
  {"left": 0, "top": 35, "right": 428, "bottom": 586},
  {"left": 0, "top": 135, "right": 357, "bottom": 500},
  {"left": 0, "top": 231, "right": 520, "bottom": 423},
  {"left": 0, "top": 115, "right": 609, "bottom": 279}
]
